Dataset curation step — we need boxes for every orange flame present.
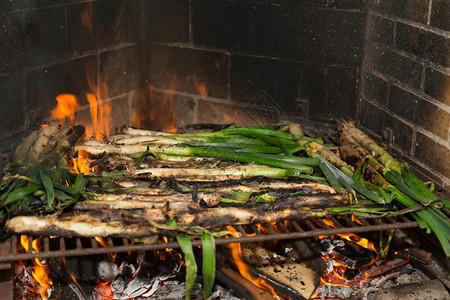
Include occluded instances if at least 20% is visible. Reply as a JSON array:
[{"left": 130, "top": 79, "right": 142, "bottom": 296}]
[
  {"left": 214, "top": 53, "right": 227, "bottom": 72},
  {"left": 51, "top": 84, "right": 111, "bottom": 140},
  {"left": 147, "top": 75, "right": 178, "bottom": 132},
  {"left": 85, "top": 71, "right": 112, "bottom": 140},
  {"left": 95, "top": 236, "right": 108, "bottom": 248},
  {"left": 95, "top": 237, "right": 116, "bottom": 262},
  {"left": 81, "top": 2, "right": 94, "bottom": 39},
  {"left": 70, "top": 149, "right": 94, "bottom": 175},
  {"left": 226, "top": 226, "right": 280, "bottom": 299},
  {"left": 193, "top": 75, "right": 207, "bottom": 98},
  {"left": 340, "top": 233, "right": 376, "bottom": 252},
  {"left": 51, "top": 94, "right": 80, "bottom": 123},
  {"left": 223, "top": 109, "right": 239, "bottom": 123},
  {"left": 19, "top": 236, "right": 53, "bottom": 300}
]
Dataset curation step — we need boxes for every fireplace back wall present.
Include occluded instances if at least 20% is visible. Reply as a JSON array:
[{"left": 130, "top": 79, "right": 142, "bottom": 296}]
[{"left": 0, "top": 0, "right": 449, "bottom": 192}]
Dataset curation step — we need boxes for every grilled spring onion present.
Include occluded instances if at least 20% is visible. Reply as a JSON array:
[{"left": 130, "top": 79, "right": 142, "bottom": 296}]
[
  {"left": 339, "top": 122, "right": 450, "bottom": 258},
  {"left": 0, "top": 158, "right": 88, "bottom": 215}
]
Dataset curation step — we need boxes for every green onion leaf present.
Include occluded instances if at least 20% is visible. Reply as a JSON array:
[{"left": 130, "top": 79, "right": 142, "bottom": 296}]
[{"left": 201, "top": 231, "right": 216, "bottom": 299}]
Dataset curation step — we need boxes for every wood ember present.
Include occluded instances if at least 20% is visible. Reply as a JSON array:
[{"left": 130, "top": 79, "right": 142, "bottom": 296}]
[
  {"left": 284, "top": 240, "right": 328, "bottom": 276},
  {"left": 330, "top": 238, "right": 377, "bottom": 269},
  {"left": 364, "top": 258, "right": 409, "bottom": 279}
]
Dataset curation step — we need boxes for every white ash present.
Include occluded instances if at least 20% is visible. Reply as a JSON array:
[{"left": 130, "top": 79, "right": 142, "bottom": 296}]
[
  {"left": 315, "top": 285, "right": 359, "bottom": 299},
  {"left": 97, "top": 261, "right": 120, "bottom": 280},
  {"left": 395, "top": 272, "right": 424, "bottom": 285},
  {"left": 148, "top": 282, "right": 241, "bottom": 300},
  {"left": 284, "top": 247, "right": 293, "bottom": 253},
  {"left": 207, "top": 285, "right": 241, "bottom": 300},
  {"left": 324, "top": 258, "right": 335, "bottom": 275}
]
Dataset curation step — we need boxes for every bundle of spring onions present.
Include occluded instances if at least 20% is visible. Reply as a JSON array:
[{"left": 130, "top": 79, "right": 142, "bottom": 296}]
[
  {"left": 2, "top": 121, "right": 449, "bottom": 298},
  {"left": 338, "top": 122, "right": 450, "bottom": 258},
  {"left": 0, "top": 122, "right": 87, "bottom": 218},
  {"left": 0, "top": 123, "right": 450, "bottom": 256}
]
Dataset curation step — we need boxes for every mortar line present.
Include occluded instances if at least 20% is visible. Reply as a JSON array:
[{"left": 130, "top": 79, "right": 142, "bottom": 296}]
[
  {"left": 427, "top": 0, "right": 433, "bottom": 26},
  {"left": 189, "top": 0, "right": 194, "bottom": 45},
  {"left": 370, "top": 11, "right": 450, "bottom": 38}
]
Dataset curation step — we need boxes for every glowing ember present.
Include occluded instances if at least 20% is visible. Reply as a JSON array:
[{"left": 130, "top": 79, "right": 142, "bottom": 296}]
[
  {"left": 95, "top": 280, "right": 114, "bottom": 300},
  {"left": 312, "top": 218, "right": 381, "bottom": 297}
]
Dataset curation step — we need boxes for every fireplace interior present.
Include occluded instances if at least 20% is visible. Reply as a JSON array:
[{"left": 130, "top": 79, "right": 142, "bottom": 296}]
[{"left": 0, "top": 0, "right": 449, "bottom": 299}]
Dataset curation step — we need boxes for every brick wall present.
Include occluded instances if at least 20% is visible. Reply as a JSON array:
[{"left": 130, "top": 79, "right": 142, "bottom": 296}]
[
  {"left": 0, "top": 0, "right": 142, "bottom": 170},
  {"left": 1, "top": 0, "right": 448, "bottom": 191},
  {"left": 360, "top": 0, "right": 450, "bottom": 191},
  {"left": 138, "top": 0, "right": 366, "bottom": 129}
]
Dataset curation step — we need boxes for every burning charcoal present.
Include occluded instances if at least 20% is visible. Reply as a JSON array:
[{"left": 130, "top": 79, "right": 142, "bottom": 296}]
[
  {"left": 284, "top": 240, "right": 328, "bottom": 277},
  {"left": 330, "top": 237, "right": 377, "bottom": 269},
  {"left": 108, "top": 257, "right": 182, "bottom": 299},
  {"left": 319, "top": 238, "right": 333, "bottom": 255},
  {"left": 363, "top": 258, "right": 408, "bottom": 279},
  {"left": 343, "top": 268, "right": 359, "bottom": 281}
]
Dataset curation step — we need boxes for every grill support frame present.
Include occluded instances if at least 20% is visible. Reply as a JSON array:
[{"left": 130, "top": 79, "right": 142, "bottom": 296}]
[{"left": 0, "top": 216, "right": 419, "bottom": 263}]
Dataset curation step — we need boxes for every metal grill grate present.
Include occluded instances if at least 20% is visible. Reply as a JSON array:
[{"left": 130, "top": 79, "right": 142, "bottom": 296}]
[{"left": 0, "top": 215, "right": 418, "bottom": 263}]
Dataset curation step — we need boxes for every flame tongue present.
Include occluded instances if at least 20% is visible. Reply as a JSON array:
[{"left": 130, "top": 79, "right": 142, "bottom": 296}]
[
  {"left": 51, "top": 94, "right": 80, "bottom": 124},
  {"left": 226, "top": 226, "right": 280, "bottom": 299},
  {"left": 18, "top": 236, "right": 53, "bottom": 300}
]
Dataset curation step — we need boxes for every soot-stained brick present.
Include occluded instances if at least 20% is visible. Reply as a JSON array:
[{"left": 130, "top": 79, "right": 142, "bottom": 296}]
[
  {"left": 424, "top": 68, "right": 450, "bottom": 106},
  {"left": 368, "top": 49, "right": 422, "bottom": 90},
  {"left": 145, "top": 44, "right": 228, "bottom": 99},
  {"left": 430, "top": 0, "right": 450, "bottom": 32},
  {"left": 67, "top": 0, "right": 137, "bottom": 54},
  {"left": 366, "top": 14, "right": 395, "bottom": 47},
  {"left": 100, "top": 46, "right": 141, "bottom": 98},
  {"left": 359, "top": 99, "right": 413, "bottom": 152},
  {"left": 361, "top": 72, "right": 389, "bottom": 106},
  {"left": 415, "top": 132, "right": 450, "bottom": 179},
  {"left": 0, "top": 74, "right": 26, "bottom": 137},
  {"left": 367, "top": 0, "right": 430, "bottom": 24},
  {"left": 281, "top": 5, "right": 364, "bottom": 66},
  {"left": 25, "top": 56, "right": 98, "bottom": 120},
  {"left": 230, "top": 55, "right": 302, "bottom": 116},
  {"left": 396, "top": 22, "right": 450, "bottom": 69},
  {"left": 193, "top": 0, "right": 281, "bottom": 56},
  {"left": 142, "top": 0, "right": 189, "bottom": 43},
  {"left": 389, "top": 85, "right": 449, "bottom": 140},
  {"left": 2, "top": 8, "right": 66, "bottom": 69}
]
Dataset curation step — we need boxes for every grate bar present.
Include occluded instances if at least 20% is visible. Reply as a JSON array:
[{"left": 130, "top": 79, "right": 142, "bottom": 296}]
[
  {"left": 290, "top": 220, "right": 304, "bottom": 232},
  {"left": 0, "top": 217, "right": 419, "bottom": 263}
]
